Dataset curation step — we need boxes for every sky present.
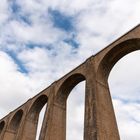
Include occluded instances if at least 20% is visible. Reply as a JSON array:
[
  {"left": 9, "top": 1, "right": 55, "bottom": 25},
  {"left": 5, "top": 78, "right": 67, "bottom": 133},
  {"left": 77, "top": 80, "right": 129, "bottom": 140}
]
[{"left": 0, "top": 0, "right": 140, "bottom": 140}]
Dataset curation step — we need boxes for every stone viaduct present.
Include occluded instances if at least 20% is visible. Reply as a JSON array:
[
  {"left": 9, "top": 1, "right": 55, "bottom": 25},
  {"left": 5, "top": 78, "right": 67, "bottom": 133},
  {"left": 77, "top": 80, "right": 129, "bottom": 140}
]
[{"left": 0, "top": 24, "right": 140, "bottom": 140}]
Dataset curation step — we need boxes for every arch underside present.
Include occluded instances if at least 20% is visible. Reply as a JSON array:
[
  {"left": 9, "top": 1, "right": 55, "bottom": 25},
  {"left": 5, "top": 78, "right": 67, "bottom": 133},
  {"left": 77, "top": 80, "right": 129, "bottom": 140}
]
[
  {"left": 50, "top": 73, "right": 86, "bottom": 140},
  {"left": 55, "top": 73, "right": 86, "bottom": 106},
  {"left": 0, "top": 121, "right": 5, "bottom": 134},
  {"left": 94, "top": 38, "right": 140, "bottom": 140},
  {"left": 98, "top": 39, "right": 140, "bottom": 81},
  {"left": 28, "top": 95, "right": 48, "bottom": 122},
  {"left": 9, "top": 110, "right": 23, "bottom": 131}
]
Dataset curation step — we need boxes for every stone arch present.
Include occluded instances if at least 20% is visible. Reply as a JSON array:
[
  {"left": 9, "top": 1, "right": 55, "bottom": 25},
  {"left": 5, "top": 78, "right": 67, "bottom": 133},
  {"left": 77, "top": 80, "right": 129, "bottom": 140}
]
[
  {"left": 52, "top": 73, "right": 86, "bottom": 140},
  {"left": 27, "top": 94, "right": 48, "bottom": 122},
  {"left": 9, "top": 109, "right": 23, "bottom": 132},
  {"left": 95, "top": 38, "right": 140, "bottom": 140},
  {"left": 0, "top": 121, "right": 5, "bottom": 134},
  {"left": 56, "top": 73, "right": 86, "bottom": 106},
  {"left": 19, "top": 95, "right": 48, "bottom": 140},
  {"left": 97, "top": 38, "right": 140, "bottom": 82}
]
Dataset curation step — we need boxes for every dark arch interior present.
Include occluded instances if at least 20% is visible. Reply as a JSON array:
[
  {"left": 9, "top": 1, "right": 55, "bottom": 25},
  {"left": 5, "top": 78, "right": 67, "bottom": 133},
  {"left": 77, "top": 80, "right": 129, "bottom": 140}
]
[
  {"left": 56, "top": 73, "right": 86, "bottom": 106},
  {"left": 0, "top": 121, "right": 5, "bottom": 134},
  {"left": 28, "top": 95, "right": 48, "bottom": 122},
  {"left": 9, "top": 109, "right": 23, "bottom": 131}
]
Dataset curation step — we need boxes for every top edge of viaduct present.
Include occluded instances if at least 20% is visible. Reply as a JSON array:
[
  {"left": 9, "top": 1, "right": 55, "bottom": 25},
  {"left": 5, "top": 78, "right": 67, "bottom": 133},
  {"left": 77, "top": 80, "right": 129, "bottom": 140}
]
[{"left": 0, "top": 24, "right": 140, "bottom": 122}]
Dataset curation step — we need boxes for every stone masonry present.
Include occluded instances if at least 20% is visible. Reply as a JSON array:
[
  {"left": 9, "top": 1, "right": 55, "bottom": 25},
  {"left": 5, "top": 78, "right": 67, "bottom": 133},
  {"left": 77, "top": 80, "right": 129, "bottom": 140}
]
[{"left": 0, "top": 24, "right": 140, "bottom": 140}]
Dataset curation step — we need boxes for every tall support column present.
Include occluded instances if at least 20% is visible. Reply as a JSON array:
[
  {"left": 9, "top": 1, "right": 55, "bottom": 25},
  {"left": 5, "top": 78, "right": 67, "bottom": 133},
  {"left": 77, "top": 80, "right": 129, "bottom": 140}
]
[
  {"left": 15, "top": 112, "right": 38, "bottom": 140},
  {"left": 18, "top": 118, "right": 38, "bottom": 140},
  {"left": 38, "top": 86, "right": 56, "bottom": 140},
  {"left": 39, "top": 102, "right": 66, "bottom": 140},
  {"left": 40, "top": 83, "right": 66, "bottom": 140},
  {"left": 84, "top": 77, "right": 97, "bottom": 140},
  {"left": 2, "top": 120, "right": 21, "bottom": 140},
  {"left": 43, "top": 102, "right": 66, "bottom": 140},
  {"left": 84, "top": 59, "right": 98, "bottom": 140},
  {"left": 84, "top": 59, "right": 120, "bottom": 140},
  {"left": 94, "top": 80, "right": 120, "bottom": 140},
  {"left": 2, "top": 130, "right": 16, "bottom": 140}
]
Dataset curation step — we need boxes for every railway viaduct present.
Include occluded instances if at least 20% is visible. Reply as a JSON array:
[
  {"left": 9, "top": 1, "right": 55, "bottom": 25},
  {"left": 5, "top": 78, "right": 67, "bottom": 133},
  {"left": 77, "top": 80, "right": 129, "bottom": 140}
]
[{"left": 0, "top": 24, "right": 140, "bottom": 140}]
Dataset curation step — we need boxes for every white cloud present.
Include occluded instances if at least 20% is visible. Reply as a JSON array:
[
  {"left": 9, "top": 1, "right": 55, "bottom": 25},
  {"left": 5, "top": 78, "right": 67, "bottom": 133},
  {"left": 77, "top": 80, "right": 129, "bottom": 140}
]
[
  {"left": 0, "top": 0, "right": 9, "bottom": 25},
  {"left": 109, "top": 51, "right": 140, "bottom": 101},
  {"left": 0, "top": 0, "right": 140, "bottom": 139},
  {"left": 113, "top": 99, "right": 140, "bottom": 140},
  {"left": 0, "top": 51, "right": 31, "bottom": 118},
  {"left": 67, "top": 82, "right": 85, "bottom": 140}
]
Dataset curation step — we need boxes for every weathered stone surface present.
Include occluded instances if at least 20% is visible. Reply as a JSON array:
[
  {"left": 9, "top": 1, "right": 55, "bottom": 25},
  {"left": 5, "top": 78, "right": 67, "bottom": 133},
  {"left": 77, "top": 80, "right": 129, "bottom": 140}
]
[{"left": 0, "top": 24, "right": 140, "bottom": 140}]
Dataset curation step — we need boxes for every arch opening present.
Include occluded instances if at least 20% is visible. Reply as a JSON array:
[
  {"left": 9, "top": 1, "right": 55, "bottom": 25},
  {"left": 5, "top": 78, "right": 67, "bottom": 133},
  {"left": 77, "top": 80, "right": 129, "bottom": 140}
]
[
  {"left": 97, "top": 39, "right": 140, "bottom": 83},
  {"left": 28, "top": 95, "right": 48, "bottom": 122},
  {"left": 67, "top": 81, "right": 85, "bottom": 140},
  {"left": 36, "top": 104, "right": 47, "bottom": 140},
  {"left": 97, "top": 39, "right": 140, "bottom": 139},
  {"left": 108, "top": 51, "right": 140, "bottom": 140},
  {"left": 0, "top": 121, "right": 5, "bottom": 134},
  {"left": 28, "top": 94, "right": 48, "bottom": 139},
  {"left": 56, "top": 73, "right": 85, "bottom": 106},
  {"left": 56, "top": 73, "right": 86, "bottom": 140},
  {"left": 9, "top": 109, "right": 23, "bottom": 132}
]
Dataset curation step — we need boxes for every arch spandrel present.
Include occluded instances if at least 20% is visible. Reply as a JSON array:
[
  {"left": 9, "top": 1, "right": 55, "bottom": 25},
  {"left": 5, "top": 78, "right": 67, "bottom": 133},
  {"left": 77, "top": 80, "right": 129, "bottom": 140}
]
[{"left": 94, "top": 24, "right": 140, "bottom": 72}]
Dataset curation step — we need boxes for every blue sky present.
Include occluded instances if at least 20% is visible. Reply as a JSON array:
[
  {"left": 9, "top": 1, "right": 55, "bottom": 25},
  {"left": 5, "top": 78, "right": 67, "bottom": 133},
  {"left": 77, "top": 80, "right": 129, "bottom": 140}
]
[{"left": 0, "top": 0, "right": 140, "bottom": 140}]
